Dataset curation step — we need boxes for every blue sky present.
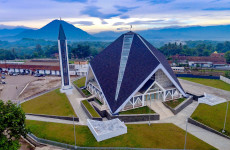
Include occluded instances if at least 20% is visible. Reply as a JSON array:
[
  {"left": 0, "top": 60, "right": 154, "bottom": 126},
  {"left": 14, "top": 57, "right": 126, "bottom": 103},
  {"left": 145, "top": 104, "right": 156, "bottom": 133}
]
[{"left": 1, "top": 0, "right": 230, "bottom": 33}]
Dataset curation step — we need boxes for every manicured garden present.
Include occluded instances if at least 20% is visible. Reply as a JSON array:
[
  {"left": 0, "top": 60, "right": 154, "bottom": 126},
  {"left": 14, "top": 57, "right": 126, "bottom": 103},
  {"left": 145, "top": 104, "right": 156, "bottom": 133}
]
[
  {"left": 26, "top": 120, "right": 215, "bottom": 149},
  {"left": 179, "top": 77, "right": 230, "bottom": 91},
  {"left": 82, "top": 100, "right": 100, "bottom": 118},
  {"left": 164, "top": 97, "right": 186, "bottom": 108},
  {"left": 94, "top": 98, "right": 103, "bottom": 105},
  {"left": 21, "top": 89, "right": 77, "bottom": 117},
  {"left": 191, "top": 102, "right": 230, "bottom": 136},
  {"left": 82, "top": 89, "right": 91, "bottom": 96},
  {"left": 73, "top": 77, "right": 86, "bottom": 88},
  {"left": 120, "top": 106, "right": 155, "bottom": 115}
]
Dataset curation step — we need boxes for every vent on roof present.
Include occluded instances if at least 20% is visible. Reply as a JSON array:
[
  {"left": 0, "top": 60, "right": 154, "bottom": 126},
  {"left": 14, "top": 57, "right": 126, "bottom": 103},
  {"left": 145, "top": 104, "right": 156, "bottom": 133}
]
[{"left": 115, "top": 34, "right": 134, "bottom": 101}]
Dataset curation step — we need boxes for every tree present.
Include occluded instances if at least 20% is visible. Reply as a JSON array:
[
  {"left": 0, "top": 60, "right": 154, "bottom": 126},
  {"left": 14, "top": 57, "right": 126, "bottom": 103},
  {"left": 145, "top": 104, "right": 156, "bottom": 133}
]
[
  {"left": 0, "top": 100, "right": 27, "bottom": 150},
  {"left": 71, "top": 44, "right": 91, "bottom": 59},
  {"left": 33, "top": 44, "right": 44, "bottom": 58},
  {"left": 224, "top": 51, "right": 230, "bottom": 64}
]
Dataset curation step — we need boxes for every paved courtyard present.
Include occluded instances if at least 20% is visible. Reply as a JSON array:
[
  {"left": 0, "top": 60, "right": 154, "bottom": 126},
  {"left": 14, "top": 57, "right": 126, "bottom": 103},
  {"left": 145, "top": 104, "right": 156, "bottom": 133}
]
[
  {"left": 0, "top": 75, "right": 37, "bottom": 101},
  {"left": 179, "top": 78, "right": 230, "bottom": 99}
]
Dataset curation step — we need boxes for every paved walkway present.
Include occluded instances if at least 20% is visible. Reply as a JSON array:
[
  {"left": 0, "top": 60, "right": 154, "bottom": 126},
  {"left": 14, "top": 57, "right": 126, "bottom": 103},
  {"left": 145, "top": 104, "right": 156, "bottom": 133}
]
[
  {"left": 179, "top": 78, "right": 230, "bottom": 99},
  {"left": 149, "top": 100, "right": 174, "bottom": 119},
  {"left": 26, "top": 115, "right": 80, "bottom": 125},
  {"left": 66, "top": 87, "right": 89, "bottom": 125},
  {"left": 156, "top": 101, "right": 230, "bottom": 150}
]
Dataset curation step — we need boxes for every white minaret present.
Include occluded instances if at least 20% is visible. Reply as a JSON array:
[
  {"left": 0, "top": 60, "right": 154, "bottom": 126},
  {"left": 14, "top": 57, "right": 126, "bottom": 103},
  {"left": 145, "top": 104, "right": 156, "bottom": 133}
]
[{"left": 58, "top": 24, "right": 72, "bottom": 93}]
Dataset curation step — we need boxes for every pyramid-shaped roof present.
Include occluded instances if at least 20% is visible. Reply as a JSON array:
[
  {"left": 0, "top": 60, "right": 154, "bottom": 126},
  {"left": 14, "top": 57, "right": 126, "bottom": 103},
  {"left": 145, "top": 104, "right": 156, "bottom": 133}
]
[{"left": 90, "top": 31, "right": 185, "bottom": 113}]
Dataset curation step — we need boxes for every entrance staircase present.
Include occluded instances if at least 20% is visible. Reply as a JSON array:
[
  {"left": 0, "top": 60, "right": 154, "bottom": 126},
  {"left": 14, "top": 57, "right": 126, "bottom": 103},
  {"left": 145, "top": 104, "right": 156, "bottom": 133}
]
[{"left": 149, "top": 100, "right": 174, "bottom": 119}]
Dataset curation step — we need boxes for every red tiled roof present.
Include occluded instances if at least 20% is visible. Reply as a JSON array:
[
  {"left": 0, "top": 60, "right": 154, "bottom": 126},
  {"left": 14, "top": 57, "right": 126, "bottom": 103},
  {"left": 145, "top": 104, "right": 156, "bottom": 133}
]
[
  {"left": 171, "top": 55, "right": 226, "bottom": 65},
  {"left": 0, "top": 63, "right": 60, "bottom": 71}
]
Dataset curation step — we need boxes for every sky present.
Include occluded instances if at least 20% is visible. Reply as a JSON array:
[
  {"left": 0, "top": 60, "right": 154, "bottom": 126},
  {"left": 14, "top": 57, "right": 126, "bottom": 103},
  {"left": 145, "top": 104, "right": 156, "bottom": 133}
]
[{"left": 1, "top": 0, "right": 230, "bottom": 33}]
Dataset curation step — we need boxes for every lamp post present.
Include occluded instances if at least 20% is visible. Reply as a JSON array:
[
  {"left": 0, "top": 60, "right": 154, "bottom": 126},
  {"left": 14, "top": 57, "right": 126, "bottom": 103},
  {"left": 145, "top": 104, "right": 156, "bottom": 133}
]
[
  {"left": 148, "top": 95, "right": 151, "bottom": 126},
  {"left": 222, "top": 101, "right": 229, "bottom": 133},
  {"left": 184, "top": 118, "right": 188, "bottom": 150},
  {"left": 73, "top": 116, "right": 76, "bottom": 149}
]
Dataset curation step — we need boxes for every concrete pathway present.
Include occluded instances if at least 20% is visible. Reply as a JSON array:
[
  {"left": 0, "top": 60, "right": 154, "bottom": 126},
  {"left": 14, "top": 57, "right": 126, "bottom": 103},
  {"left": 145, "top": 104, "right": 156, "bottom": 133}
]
[
  {"left": 66, "top": 87, "right": 89, "bottom": 125},
  {"left": 149, "top": 100, "right": 174, "bottom": 119},
  {"left": 156, "top": 101, "right": 230, "bottom": 150},
  {"left": 26, "top": 115, "right": 80, "bottom": 125},
  {"left": 179, "top": 78, "right": 230, "bottom": 100}
]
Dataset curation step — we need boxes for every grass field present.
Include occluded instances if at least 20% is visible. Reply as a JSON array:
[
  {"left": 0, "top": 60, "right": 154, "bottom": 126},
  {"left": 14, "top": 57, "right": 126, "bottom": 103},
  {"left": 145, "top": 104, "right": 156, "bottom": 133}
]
[
  {"left": 82, "top": 89, "right": 91, "bottom": 96},
  {"left": 179, "top": 77, "right": 230, "bottom": 91},
  {"left": 120, "top": 106, "right": 155, "bottom": 115},
  {"left": 21, "top": 89, "right": 77, "bottom": 117},
  {"left": 73, "top": 77, "right": 86, "bottom": 88},
  {"left": 82, "top": 100, "right": 100, "bottom": 118},
  {"left": 191, "top": 102, "right": 230, "bottom": 136},
  {"left": 164, "top": 98, "right": 186, "bottom": 108},
  {"left": 26, "top": 120, "right": 216, "bottom": 149},
  {"left": 95, "top": 98, "right": 103, "bottom": 105}
]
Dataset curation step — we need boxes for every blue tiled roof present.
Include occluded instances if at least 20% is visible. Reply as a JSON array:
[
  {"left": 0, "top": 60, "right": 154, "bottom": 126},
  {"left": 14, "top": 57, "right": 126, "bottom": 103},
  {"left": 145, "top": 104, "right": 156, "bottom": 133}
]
[
  {"left": 90, "top": 32, "right": 184, "bottom": 113},
  {"left": 138, "top": 35, "right": 184, "bottom": 92}
]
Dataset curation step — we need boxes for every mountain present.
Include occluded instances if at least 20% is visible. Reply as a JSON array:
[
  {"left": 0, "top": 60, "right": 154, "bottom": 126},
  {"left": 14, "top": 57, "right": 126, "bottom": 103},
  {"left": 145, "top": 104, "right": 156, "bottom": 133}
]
[
  {"left": 12, "top": 20, "right": 94, "bottom": 41},
  {"left": 0, "top": 28, "right": 29, "bottom": 38},
  {"left": 92, "top": 25, "right": 230, "bottom": 41}
]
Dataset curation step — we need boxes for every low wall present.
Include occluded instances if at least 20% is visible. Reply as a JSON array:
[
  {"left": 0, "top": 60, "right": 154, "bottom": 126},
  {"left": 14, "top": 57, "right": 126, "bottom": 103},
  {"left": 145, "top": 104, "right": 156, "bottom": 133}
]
[
  {"left": 220, "top": 75, "right": 230, "bottom": 84},
  {"left": 26, "top": 113, "right": 79, "bottom": 121},
  {"left": 163, "top": 96, "right": 193, "bottom": 115},
  {"left": 80, "top": 101, "right": 102, "bottom": 121},
  {"left": 93, "top": 105, "right": 159, "bottom": 123},
  {"left": 186, "top": 92, "right": 204, "bottom": 101},
  {"left": 73, "top": 84, "right": 86, "bottom": 97},
  {"left": 176, "top": 74, "right": 220, "bottom": 79},
  {"left": 188, "top": 118, "right": 230, "bottom": 140}
]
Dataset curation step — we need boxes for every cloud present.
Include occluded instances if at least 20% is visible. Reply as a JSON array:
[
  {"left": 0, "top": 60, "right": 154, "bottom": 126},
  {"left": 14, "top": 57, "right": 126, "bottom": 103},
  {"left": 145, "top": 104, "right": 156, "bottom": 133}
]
[
  {"left": 101, "top": 19, "right": 108, "bottom": 24},
  {"left": 120, "top": 15, "right": 130, "bottom": 19},
  {"left": 128, "top": 20, "right": 170, "bottom": 25},
  {"left": 114, "top": 5, "right": 139, "bottom": 13},
  {"left": 52, "top": 0, "right": 87, "bottom": 3},
  {"left": 117, "top": 27, "right": 129, "bottom": 31},
  {"left": 203, "top": 7, "right": 230, "bottom": 11},
  {"left": 80, "top": 6, "right": 121, "bottom": 19},
  {"left": 137, "top": 0, "right": 173, "bottom": 5},
  {"left": 0, "top": 24, "right": 34, "bottom": 29},
  {"left": 113, "top": 22, "right": 125, "bottom": 26},
  {"left": 70, "top": 21, "right": 94, "bottom": 26}
]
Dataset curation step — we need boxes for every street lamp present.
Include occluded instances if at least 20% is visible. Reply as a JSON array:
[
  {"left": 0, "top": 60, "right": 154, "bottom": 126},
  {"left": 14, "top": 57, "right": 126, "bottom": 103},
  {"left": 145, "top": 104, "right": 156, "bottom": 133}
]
[
  {"left": 73, "top": 116, "right": 76, "bottom": 149},
  {"left": 222, "top": 101, "right": 229, "bottom": 133},
  {"left": 184, "top": 118, "right": 188, "bottom": 150}
]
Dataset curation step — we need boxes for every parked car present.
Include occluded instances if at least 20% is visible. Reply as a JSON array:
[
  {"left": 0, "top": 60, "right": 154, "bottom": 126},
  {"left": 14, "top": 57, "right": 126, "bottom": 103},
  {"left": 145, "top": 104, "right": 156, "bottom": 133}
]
[
  {"left": 9, "top": 72, "right": 13, "bottom": 76},
  {"left": 12, "top": 73, "right": 17, "bottom": 76},
  {"left": 1, "top": 76, "right": 5, "bottom": 79},
  {"left": 34, "top": 74, "right": 45, "bottom": 77}
]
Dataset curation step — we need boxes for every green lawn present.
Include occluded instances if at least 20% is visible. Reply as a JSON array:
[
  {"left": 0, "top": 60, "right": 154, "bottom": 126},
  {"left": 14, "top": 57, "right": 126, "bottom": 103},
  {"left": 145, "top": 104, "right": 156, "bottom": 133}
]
[
  {"left": 191, "top": 102, "right": 230, "bottom": 136},
  {"left": 21, "top": 89, "right": 77, "bottom": 117},
  {"left": 180, "top": 77, "right": 230, "bottom": 91},
  {"left": 164, "top": 98, "right": 186, "bottom": 108},
  {"left": 73, "top": 77, "right": 86, "bottom": 88},
  {"left": 82, "top": 89, "right": 91, "bottom": 96},
  {"left": 26, "top": 120, "right": 216, "bottom": 149},
  {"left": 82, "top": 100, "right": 100, "bottom": 118},
  {"left": 95, "top": 98, "right": 103, "bottom": 105},
  {"left": 120, "top": 106, "right": 155, "bottom": 115}
]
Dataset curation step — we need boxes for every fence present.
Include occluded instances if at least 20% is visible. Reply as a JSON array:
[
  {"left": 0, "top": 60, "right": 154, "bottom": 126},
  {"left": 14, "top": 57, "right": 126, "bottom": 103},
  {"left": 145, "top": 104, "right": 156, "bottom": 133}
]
[
  {"left": 176, "top": 74, "right": 220, "bottom": 79},
  {"left": 220, "top": 75, "right": 230, "bottom": 84}
]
